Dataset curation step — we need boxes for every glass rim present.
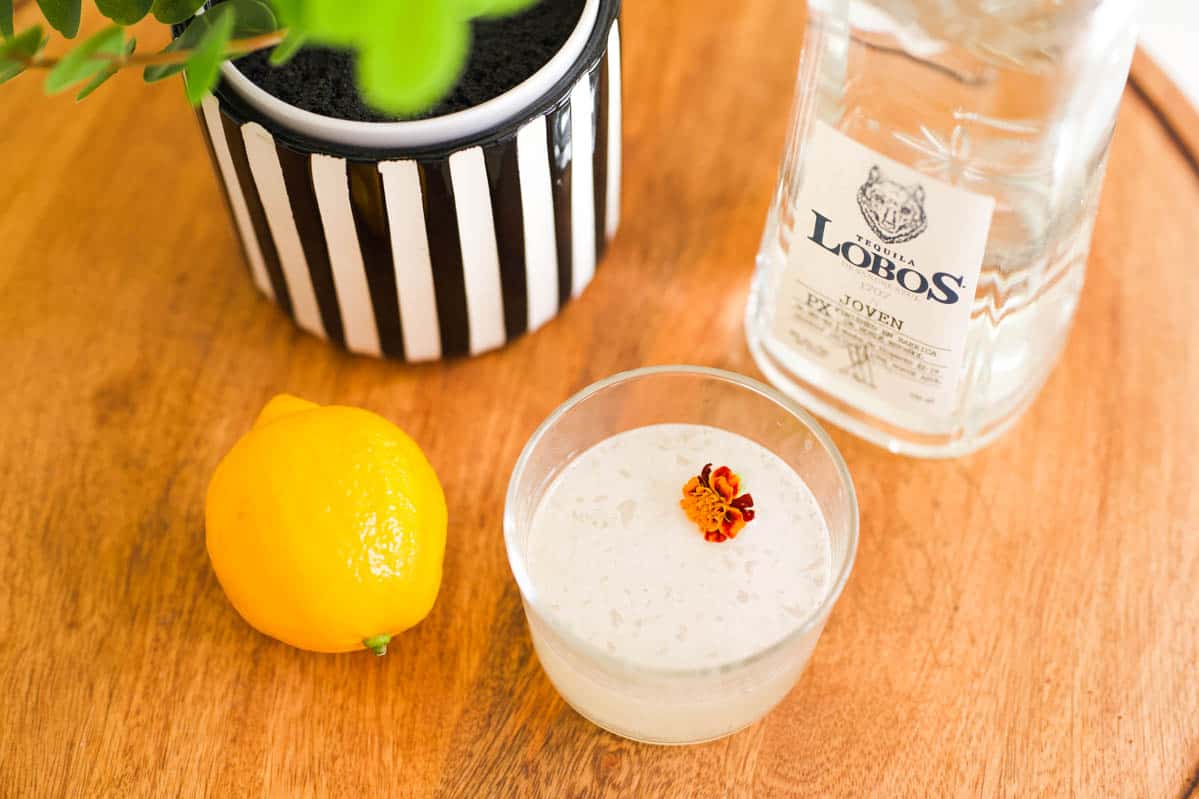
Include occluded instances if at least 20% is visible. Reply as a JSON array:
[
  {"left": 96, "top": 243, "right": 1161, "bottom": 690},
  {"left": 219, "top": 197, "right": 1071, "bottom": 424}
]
[{"left": 503, "top": 364, "right": 860, "bottom": 678}]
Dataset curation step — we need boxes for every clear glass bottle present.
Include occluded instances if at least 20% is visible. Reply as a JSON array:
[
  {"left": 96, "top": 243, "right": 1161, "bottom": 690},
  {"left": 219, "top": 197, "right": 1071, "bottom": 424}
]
[{"left": 747, "top": 0, "right": 1140, "bottom": 457}]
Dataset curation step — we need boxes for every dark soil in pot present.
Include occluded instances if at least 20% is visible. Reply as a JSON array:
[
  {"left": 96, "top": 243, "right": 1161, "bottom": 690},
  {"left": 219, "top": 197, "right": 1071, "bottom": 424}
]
[{"left": 233, "top": 0, "right": 586, "bottom": 123}]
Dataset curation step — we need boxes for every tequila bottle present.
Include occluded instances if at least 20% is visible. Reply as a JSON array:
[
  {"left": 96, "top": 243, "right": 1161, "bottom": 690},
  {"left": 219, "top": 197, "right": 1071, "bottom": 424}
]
[{"left": 746, "top": 0, "right": 1140, "bottom": 457}]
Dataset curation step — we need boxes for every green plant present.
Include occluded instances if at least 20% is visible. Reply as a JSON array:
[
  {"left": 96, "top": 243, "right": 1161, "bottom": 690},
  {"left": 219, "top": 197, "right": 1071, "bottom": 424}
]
[{"left": 0, "top": 0, "right": 538, "bottom": 113}]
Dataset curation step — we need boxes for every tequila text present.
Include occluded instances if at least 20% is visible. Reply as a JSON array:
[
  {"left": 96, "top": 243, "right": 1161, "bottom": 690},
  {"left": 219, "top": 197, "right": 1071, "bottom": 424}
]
[{"left": 807, "top": 211, "right": 964, "bottom": 304}]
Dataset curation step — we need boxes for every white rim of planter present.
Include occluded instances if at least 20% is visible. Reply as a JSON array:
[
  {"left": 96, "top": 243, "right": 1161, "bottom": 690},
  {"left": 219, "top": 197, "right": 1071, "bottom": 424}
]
[{"left": 217, "top": 0, "right": 601, "bottom": 149}]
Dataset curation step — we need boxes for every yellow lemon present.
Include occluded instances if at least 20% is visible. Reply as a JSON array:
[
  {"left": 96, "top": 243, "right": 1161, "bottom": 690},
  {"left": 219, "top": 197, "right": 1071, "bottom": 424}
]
[{"left": 205, "top": 394, "right": 447, "bottom": 655}]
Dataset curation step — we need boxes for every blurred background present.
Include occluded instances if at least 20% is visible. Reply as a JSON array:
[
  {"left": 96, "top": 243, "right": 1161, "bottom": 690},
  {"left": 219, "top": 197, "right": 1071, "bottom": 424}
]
[{"left": 1142, "top": 0, "right": 1199, "bottom": 109}]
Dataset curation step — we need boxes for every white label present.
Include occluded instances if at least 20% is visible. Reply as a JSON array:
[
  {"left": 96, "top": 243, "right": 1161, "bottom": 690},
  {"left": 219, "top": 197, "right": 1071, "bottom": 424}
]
[{"left": 771, "top": 122, "right": 994, "bottom": 418}]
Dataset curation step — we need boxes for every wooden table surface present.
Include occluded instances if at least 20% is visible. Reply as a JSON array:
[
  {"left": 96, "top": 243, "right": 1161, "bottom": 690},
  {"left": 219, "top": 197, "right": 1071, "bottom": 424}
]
[{"left": 3, "top": 3, "right": 1198, "bottom": 797}]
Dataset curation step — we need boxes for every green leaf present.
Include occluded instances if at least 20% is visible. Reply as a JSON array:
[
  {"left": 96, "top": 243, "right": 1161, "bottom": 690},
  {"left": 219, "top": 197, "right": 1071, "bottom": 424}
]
[
  {"left": 0, "top": 24, "right": 46, "bottom": 60},
  {"left": 142, "top": 49, "right": 182, "bottom": 82},
  {"left": 291, "top": 0, "right": 545, "bottom": 116},
  {"left": 1, "top": 0, "right": 14, "bottom": 38},
  {"left": 36, "top": 0, "right": 81, "bottom": 38},
  {"left": 269, "top": 0, "right": 300, "bottom": 27},
  {"left": 95, "top": 0, "right": 151, "bottom": 25},
  {"left": 183, "top": 2, "right": 233, "bottom": 104},
  {"left": 460, "top": 0, "right": 539, "bottom": 19},
  {"left": 267, "top": 29, "right": 304, "bottom": 66},
  {"left": 293, "top": 0, "right": 477, "bottom": 116},
  {"left": 0, "top": 24, "right": 45, "bottom": 84},
  {"left": 149, "top": 0, "right": 202, "bottom": 25},
  {"left": 354, "top": 4, "right": 469, "bottom": 116},
  {"left": 300, "top": 0, "right": 370, "bottom": 44},
  {"left": 142, "top": 5, "right": 219, "bottom": 83},
  {"left": 74, "top": 63, "right": 117, "bottom": 97},
  {"left": 45, "top": 24, "right": 124, "bottom": 92},
  {"left": 143, "top": 18, "right": 197, "bottom": 81},
  {"left": 76, "top": 34, "right": 133, "bottom": 99},
  {"left": 142, "top": 55, "right": 183, "bottom": 82},
  {"left": 227, "top": 0, "right": 276, "bottom": 37}
]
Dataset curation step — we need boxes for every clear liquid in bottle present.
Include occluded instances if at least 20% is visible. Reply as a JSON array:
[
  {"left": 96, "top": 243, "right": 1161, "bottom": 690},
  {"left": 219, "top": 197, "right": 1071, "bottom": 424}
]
[{"left": 746, "top": 0, "right": 1139, "bottom": 457}]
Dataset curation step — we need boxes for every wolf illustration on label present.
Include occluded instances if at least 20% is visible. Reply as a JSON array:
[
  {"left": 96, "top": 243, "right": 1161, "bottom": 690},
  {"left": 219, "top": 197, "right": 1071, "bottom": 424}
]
[{"left": 856, "top": 166, "right": 927, "bottom": 244}]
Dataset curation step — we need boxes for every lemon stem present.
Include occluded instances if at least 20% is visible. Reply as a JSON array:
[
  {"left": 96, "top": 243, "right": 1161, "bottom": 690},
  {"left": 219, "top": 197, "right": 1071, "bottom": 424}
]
[{"left": 363, "top": 635, "right": 391, "bottom": 656}]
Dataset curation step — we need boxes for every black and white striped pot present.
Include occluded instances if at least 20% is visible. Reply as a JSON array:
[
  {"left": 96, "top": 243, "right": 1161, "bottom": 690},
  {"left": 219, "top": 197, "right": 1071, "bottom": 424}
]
[{"left": 195, "top": 0, "right": 622, "bottom": 360}]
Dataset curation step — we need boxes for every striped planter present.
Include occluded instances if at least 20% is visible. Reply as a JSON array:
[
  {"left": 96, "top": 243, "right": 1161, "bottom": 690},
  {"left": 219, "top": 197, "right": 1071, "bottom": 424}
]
[{"left": 196, "top": 2, "right": 622, "bottom": 360}]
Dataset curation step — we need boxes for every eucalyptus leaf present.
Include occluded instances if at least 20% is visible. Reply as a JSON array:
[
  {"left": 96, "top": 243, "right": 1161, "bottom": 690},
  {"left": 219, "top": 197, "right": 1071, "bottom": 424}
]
[
  {"left": 267, "top": 29, "right": 304, "bottom": 66},
  {"left": 183, "top": 3, "right": 233, "bottom": 104},
  {"left": 227, "top": 0, "right": 276, "bottom": 37},
  {"left": 45, "top": 24, "right": 124, "bottom": 93},
  {"left": 150, "top": 0, "right": 202, "bottom": 25},
  {"left": 95, "top": 0, "right": 151, "bottom": 25},
  {"left": 36, "top": 0, "right": 81, "bottom": 38},
  {"left": 1, "top": 0, "right": 13, "bottom": 39},
  {"left": 77, "top": 35, "right": 134, "bottom": 99}
]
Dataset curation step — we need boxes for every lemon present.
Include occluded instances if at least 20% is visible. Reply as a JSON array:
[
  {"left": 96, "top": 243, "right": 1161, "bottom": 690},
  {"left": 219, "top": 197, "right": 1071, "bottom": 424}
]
[{"left": 205, "top": 394, "right": 447, "bottom": 655}]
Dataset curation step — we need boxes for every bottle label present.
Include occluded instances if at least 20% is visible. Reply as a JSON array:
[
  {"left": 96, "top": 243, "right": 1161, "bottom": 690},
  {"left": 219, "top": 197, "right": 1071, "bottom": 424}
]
[{"left": 771, "top": 121, "right": 994, "bottom": 419}]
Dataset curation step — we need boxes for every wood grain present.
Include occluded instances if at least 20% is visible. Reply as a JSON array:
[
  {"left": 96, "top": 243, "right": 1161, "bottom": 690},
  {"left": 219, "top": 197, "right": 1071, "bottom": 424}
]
[{"left": 2, "top": 3, "right": 1198, "bottom": 797}]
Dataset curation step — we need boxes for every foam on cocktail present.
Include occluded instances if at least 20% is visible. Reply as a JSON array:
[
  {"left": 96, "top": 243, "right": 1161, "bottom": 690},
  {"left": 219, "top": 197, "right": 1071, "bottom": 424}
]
[{"left": 527, "top": 423, "right": 832, "bottom": 670}]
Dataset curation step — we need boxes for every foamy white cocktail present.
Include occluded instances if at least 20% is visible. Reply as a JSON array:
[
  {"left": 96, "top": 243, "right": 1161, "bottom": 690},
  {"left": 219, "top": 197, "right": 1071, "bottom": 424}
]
[{"left": 505, "top": 368, "right": 858, "bottom": 744}]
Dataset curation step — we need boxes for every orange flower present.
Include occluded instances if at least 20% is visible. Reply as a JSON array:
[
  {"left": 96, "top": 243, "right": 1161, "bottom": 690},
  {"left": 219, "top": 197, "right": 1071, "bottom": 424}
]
[{"left": 680, "top": 463, "right": 756, "bottom": 543}]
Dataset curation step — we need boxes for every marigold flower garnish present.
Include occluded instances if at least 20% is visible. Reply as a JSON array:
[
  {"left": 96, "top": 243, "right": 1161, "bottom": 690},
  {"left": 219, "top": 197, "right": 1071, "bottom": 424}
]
[{"left": 680, "top": 463, "right": 756, "bottom": 543}]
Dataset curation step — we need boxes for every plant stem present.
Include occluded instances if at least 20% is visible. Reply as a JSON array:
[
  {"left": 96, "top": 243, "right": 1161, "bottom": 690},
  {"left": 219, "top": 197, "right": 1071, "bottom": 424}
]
[
  {"left": 26, "top": 30, "right": 285, "bottom": 69},
  {"left": 362, "top": 635, "right": 392, "bottom": 657}
]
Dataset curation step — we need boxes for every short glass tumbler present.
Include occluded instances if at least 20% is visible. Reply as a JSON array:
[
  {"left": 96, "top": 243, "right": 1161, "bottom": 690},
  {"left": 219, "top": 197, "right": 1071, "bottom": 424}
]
[{"left": 504, "top": 365, "right": 858, "bottom": 744}]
